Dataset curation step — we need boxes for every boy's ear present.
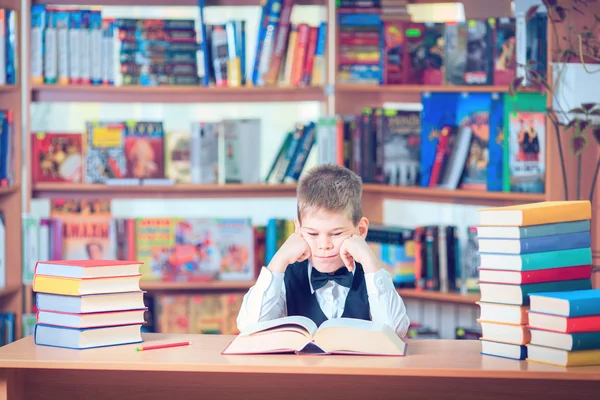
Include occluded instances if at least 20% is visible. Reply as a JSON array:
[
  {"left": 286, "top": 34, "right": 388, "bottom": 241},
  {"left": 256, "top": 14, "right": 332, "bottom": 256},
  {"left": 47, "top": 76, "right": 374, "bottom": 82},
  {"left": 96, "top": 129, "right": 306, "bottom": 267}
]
[
  {"left": 357, "top": 217, "right": 369, "bottom": 239},
  {"left": 294, "top": 218, "right": 301, "bottom": 233}
]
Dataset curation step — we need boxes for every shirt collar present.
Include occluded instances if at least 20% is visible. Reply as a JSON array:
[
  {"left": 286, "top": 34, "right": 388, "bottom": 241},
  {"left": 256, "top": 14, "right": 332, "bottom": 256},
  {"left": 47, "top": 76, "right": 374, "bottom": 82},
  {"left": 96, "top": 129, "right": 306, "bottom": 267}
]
[{"left": 307, "top": 261, "right": 356, "bottom": 294}]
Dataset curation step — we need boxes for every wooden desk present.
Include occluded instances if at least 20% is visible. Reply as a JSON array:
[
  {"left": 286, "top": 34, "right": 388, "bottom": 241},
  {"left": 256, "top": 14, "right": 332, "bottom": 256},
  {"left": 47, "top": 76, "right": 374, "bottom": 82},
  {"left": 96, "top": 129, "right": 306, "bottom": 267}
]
[{"left": 0, "top": 333, "right": 599, "bottom": 400}]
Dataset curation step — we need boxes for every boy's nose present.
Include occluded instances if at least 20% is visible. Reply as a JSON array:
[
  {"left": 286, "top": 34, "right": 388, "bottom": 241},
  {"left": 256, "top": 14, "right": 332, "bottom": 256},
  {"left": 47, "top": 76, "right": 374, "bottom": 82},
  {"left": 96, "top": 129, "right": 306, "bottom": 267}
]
[{"left": 318, "top": 239, "right": 333, "bottom": 250}]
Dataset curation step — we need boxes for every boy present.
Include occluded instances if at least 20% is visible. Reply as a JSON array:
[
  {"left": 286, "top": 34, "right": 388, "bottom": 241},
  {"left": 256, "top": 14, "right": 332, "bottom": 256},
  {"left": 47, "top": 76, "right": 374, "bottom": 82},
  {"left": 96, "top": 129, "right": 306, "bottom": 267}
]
[{"left": 236, "top": 164, "right": 410, "bottom": 337}]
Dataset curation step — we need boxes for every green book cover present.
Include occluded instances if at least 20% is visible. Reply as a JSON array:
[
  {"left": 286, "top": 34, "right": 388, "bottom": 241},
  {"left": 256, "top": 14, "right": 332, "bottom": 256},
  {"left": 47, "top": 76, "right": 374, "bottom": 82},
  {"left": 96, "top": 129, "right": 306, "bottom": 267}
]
[{"left": 502, "top": 92, "right": 547, "bottom": 192}]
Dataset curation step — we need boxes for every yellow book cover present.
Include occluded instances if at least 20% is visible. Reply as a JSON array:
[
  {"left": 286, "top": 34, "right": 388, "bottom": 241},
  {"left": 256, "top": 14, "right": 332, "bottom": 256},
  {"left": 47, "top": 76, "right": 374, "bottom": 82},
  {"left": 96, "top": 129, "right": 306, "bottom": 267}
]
[
  {"left": 527, "top": 345, "right": 600, "bottom": 367},
  {"left": 478, "top": 200, "right": 591, "bottom": 226}
]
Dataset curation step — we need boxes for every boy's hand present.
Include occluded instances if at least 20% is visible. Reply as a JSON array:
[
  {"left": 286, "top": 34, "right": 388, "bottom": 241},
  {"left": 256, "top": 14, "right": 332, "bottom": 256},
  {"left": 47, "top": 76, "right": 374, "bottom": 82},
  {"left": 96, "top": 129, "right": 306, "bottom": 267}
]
[
  {"left": 268, "top": 233, "right": 311, "bottom": 274},
  {"left": 339, "top": 234, "right": 381, "bottom": 274}
]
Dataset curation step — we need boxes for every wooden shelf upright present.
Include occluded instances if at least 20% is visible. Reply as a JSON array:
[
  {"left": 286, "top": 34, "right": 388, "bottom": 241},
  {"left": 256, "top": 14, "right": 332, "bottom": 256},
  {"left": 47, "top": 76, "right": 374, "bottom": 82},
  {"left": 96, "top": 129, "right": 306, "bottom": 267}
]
[{"left": 0, "top": 0, "right": 23, "bottom": 341}]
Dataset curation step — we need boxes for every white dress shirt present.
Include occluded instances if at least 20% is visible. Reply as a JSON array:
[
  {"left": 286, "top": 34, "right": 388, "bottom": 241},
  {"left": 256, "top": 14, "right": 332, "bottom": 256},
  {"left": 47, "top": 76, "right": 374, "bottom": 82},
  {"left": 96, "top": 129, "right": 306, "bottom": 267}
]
[{"left": 236, "top": 262, "right": 410, "bottom": 337}]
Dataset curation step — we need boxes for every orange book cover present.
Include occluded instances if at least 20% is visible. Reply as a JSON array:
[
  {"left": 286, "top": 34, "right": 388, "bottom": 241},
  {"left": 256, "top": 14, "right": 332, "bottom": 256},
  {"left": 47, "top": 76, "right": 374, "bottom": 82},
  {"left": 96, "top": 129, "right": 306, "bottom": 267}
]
[{"left": 478, "top": 200, "right": 592, "bottom": 226}]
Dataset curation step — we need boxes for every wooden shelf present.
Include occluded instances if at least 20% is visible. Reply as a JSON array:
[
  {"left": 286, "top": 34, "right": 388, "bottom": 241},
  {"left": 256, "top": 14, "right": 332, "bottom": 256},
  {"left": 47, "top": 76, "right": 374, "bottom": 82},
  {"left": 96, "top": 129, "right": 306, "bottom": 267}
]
[
  {"left": 337, "top": 84, "right": 513, "bottom": 94},
  {"left": 396, "top": 289, "right": 479, "bottom": 305},
  {"left": 31, "top": 0, "right": 323, "bottom": 5},
  {"left": 31, "top": 84, "right": 325, "bottom": 103},
  {"left": 140, "top": 280, "right": 255, "bottom": 291},
  {"left": 0, "top": 285, "right": 20, "bottom": 299},
  {"left": 32, "top": 182, "right": 299, "bottom": 199},
  {"left": 363, "top": 184, "right": 546, "bottom": 206},
  {"left": 0, "top": 85, "right": 17, "bottom": 93},
  {"left": 0, "top": 185, "right": 19, "bottom": 197},
  {"left": 32, "top": 182, "right": 546, "bottom": 206}
]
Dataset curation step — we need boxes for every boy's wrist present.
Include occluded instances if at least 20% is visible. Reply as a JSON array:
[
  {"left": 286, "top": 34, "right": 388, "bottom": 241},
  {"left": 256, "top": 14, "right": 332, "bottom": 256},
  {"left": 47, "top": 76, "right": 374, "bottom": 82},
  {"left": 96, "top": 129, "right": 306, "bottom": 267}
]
[
  {"left": 267, "top": 255, "right": 289, "bottom": 274},
  {"left": 360, "top": 255, "right": 382, "bottom": 274}
]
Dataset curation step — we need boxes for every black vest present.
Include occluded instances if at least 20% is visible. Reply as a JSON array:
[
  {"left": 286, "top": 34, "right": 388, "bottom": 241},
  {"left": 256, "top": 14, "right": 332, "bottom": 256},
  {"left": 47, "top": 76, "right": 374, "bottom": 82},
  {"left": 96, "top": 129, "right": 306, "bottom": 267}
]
[{"left": 283, "top": 260, "right": 371, "bottom": 326}]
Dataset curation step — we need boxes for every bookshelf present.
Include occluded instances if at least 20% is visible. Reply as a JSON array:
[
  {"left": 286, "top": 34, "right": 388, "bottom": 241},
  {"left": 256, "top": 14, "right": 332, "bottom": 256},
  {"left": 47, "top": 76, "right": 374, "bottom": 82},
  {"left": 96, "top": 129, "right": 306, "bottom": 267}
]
[
  {"left": 5, "top": 0, "right": 596, "bottom": 343},
  {"left": 0, "top": 0, "right": 23, "bottom": 342},
  {"left": 31, "top": 84, "right": 326, "bottom": 103},
  {"left": 31, "top": 182, "right": 547, "bottom": 206}
]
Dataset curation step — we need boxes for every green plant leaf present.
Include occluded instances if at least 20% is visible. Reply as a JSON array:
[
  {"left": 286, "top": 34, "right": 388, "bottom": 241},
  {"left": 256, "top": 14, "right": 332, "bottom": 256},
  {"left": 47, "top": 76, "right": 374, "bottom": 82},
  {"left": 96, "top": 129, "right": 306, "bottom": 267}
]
[
  {"left": 509, "top": 77, "right": 524, "bottom": 96},
  {"left": 593, "top": 125, "right": 600, "bottom": 146},
  {"left": 582, "top": 103, "right": 597, "bottom": 112},
  {"left": 569, "top": 107, "right": 586, "bottom": 114},
  {"left": 526, "top": 5, "right": 540, "bottom": 21},
  {"left": 590, "top": 109, "right": 600, "bottom": 117},
  {"left": 578, "top": 120, "right": 590, "bottom": 132},
  {"left": 567, "top": 118, "right": 581, "bottom": 129},
  {"left": 573, "top": 6, "right": 585, "bottom": 15},
  {"left": 570, "top": 134, "right": 588, "bottom": 156}
]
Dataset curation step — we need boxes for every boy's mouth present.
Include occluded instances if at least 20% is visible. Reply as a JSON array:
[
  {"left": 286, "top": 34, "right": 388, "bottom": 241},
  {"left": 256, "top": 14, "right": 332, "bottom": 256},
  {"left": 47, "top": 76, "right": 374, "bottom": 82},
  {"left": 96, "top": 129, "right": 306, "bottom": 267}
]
[{"left": 314, "top": 254, "right": 338, "bottom": 259}]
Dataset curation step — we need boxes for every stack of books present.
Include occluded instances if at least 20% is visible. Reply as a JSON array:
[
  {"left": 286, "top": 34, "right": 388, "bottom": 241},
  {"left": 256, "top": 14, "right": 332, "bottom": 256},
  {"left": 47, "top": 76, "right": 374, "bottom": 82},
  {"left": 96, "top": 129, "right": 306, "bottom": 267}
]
[
  {"left": 32, "top": 260, "right": 147, "bottom": 349},
  {"left": 475, "top": 200, "right": 593, "bottom": 360},
  {"left": 526, "top": 289, "right": 600, "bottom": 366}
]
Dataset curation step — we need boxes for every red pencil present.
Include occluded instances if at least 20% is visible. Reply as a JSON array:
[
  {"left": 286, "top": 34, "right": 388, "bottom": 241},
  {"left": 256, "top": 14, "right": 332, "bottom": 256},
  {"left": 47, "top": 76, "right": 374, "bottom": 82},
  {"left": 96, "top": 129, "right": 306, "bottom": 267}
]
[{"left": 136, "top": 341, "right": 191, "bottom": 351}]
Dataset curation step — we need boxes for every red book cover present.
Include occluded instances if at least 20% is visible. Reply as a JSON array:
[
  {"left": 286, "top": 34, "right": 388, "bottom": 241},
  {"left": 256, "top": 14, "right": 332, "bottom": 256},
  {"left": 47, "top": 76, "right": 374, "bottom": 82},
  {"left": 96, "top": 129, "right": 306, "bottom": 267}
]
[
  {"left": 291, "top": 24, "right": 310, "bottom": 87},
  {"left": 124, "top": 121, "right": 165, "bottom": 179},
  {"left": 479, "top": 265, "right": 593, "bottom": 285},
  {"left": 428, "top": 126, "right": 453, "bottom": 186},
  {"left": 302, "top": 26, "right": 319, "bottom": 85},
  {"left": 31, "top": 132, "right": 83, "bottom": 183},
  {"left": 381, "top": 21, "right": 405, "bottom": 85}
]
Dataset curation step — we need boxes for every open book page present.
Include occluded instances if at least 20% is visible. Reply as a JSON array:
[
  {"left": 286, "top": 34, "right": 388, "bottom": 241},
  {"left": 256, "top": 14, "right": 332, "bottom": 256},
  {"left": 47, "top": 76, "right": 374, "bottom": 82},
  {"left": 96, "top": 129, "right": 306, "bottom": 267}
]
[
  {"left": 317, "top": 317, "right": 388, "bottom": 332},
  {"left": 312, "top": 318, "right": 407, "bottom": 356},
  {"left": 239, "top": 315, "right": 318, "bottom": 337}
]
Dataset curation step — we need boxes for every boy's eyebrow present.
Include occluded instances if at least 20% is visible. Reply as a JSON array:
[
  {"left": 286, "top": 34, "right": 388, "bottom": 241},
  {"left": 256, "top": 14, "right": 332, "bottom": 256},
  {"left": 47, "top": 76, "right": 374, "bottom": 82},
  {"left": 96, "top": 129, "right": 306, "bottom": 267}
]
[{"left": 302, "top": 226, "right": 348, "bottom": 232}]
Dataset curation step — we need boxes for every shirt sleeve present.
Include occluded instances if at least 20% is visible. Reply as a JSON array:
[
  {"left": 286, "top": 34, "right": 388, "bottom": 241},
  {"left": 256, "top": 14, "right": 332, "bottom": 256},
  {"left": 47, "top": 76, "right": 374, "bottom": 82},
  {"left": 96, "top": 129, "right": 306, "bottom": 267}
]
[
  {"left": 364, "top": 268, "right": 410, "bottom": 338},
  {"left": 236, "top": 267, "right": 287, "bottom": 332}
]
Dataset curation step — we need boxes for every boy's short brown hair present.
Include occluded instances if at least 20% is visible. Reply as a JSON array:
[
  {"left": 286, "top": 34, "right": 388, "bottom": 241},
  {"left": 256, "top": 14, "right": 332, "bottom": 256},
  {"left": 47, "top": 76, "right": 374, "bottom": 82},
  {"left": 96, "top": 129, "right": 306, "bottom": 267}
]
[{"left": 296, "top": 164, "right": 363, "bottom": 225}]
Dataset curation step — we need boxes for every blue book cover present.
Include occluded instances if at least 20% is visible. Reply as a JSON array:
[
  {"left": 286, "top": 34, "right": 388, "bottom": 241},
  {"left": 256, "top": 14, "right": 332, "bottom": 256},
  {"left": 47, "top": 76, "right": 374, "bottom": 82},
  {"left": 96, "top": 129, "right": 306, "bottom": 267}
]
[
  {"left": 34, "top": 323, "right": 143, "bottom": 350},
  {"left": 487, "top": 93, "right": 504, "bottom": 191},
  {"left": 481, "top": 340, "right": 527, "bottom": 360},
  {"left": 520, "top": 279, "right": 592, "bottom": 305},
  {"left": 265, "top": 218, "right": 278, "bottom": 265},
  {"left": 197, "top": 0, "right": 212, "bottom": 86},
  {"left": 486, "top": 230, "right": 591, "bottom": 254},
  {"left": 530, "top": 289, "right": 600, "bottom": 317},
  {"left": 419, "top": 92, "right": 460, "bottom": 186}
]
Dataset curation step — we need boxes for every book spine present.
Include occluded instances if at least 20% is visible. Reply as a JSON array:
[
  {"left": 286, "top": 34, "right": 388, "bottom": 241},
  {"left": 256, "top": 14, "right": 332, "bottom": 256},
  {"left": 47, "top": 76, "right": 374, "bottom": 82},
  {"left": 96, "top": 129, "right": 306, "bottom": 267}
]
[
  {"left": 301, "top": 26, "right": 319, "bottom": 86},
  {"left": 291, "top": 24, "right": 309, "bottom": 86},
  {"left": 256, "top": 0, "right": 282, "bottom": 86},
  {"left": 283, "top": 123, "right": 316, "bottom": 183},
  {"left": 264, "top": 0, "right": 293, "bottom": 85}
]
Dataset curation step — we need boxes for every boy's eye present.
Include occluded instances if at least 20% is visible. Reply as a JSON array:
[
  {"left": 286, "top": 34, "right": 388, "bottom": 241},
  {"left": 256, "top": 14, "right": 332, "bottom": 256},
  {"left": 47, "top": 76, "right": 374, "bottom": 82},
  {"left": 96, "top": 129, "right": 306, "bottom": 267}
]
[
  {"left": 331, "top": 232, "right": 342, "bottom": 236},
  {"left": 307, "top": 233, "right": 318, "bottom": 237}
]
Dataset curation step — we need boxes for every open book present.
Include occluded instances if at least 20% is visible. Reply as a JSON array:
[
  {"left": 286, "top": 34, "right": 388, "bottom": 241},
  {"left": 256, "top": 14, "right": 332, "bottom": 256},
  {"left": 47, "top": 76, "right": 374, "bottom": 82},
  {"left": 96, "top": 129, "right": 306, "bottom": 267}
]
[{"left": 222, "top": 316, "right": 407, "bottom": 356}]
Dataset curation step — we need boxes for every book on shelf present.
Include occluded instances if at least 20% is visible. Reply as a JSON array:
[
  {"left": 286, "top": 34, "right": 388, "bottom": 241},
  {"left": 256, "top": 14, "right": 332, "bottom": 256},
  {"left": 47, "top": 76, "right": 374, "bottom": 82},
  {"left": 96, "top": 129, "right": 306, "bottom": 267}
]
[{"left": 222, "top": 316, "right": 407, "bottom": 356}]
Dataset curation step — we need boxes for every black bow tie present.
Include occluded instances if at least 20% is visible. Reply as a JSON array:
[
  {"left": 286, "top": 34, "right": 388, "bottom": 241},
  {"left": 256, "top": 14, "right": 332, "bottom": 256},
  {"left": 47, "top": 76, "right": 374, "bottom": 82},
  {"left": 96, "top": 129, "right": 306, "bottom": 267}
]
[{"left": 310, "top": 267, "right": 353, "bottom": 290}]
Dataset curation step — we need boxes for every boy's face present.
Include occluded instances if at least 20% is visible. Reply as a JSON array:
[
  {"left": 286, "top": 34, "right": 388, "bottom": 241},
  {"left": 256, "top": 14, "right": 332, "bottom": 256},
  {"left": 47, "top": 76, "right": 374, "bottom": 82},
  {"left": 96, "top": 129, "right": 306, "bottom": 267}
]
[{"left": 295, "top": 207, "right": 368, "bottom": 274}]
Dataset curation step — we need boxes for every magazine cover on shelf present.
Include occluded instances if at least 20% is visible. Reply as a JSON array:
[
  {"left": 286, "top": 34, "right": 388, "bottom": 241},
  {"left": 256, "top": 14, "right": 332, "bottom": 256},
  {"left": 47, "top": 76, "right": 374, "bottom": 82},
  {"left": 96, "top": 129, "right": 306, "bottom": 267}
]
[
  {"left": 508, "top": 111, "right": 546, "bottom": 193},
  {"left": 85, "top": 121, "right": 127, "bottom": 183},
  {"left": 383, "top": 109, "right": 421, "bottom": 187},
  {"left": 31, "top": 132, "right": 83, "bottom": 183},
  {"left": 458, "top": 93, "right": 492, "bottom": 191},
  {"left": 135, "top": 218, "right": 220, "bottom": 282},
  {"left": 124, "top": 121, "right": 165, "bottom": 179},
  {"left": 215, "top": 218, "right": 255, "bottom": 281},
  {"left": 164, "top": 131, "right": 191, "bottom": 183}
]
